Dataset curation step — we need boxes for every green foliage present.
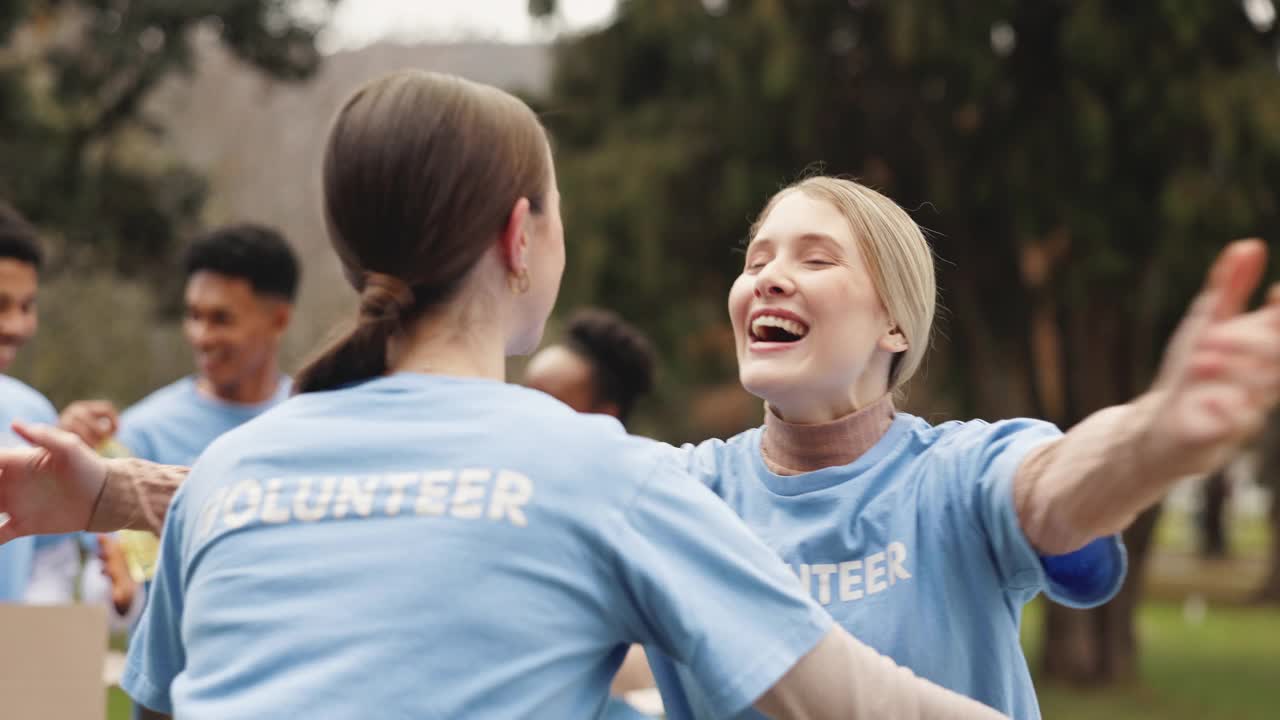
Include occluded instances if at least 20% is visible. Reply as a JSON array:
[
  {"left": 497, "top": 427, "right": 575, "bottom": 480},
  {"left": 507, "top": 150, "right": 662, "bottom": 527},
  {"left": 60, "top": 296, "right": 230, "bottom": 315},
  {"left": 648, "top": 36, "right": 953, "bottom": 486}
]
[
  {"left": 0, "top": 0, "right": 333, "bottom": 279},
  {"left": 537, "top": 0, "right": 1280, "bottom": 425}
]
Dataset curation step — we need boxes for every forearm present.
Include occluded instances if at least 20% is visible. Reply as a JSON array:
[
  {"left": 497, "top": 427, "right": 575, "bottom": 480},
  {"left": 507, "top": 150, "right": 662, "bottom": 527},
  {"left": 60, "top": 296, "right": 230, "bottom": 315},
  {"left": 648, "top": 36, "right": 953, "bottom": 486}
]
[
  {"left": 1015, "top": 393, "right": 1187, "bottom": 554},
  {"left": 87, "top": 458, "right": 187, "bottom": 534},
  {"left": 755, "top": 627, "right": 1005, "bottom": 720}
]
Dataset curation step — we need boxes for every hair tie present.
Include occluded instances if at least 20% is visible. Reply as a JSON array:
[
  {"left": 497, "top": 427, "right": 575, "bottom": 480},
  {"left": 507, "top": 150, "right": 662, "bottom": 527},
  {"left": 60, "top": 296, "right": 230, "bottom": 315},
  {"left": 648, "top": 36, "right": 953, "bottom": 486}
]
[{"left": 360, "top": 271, "right": 415, "bottom": 320}]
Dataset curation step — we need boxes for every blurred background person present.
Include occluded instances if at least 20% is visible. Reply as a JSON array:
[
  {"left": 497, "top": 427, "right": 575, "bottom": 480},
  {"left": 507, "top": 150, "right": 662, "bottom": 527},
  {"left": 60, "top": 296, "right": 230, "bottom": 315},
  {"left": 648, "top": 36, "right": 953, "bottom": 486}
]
[
  {"left": 525, "top": 307, "right": 657, "bottom": 426},
  {"left": 59, "top": 224, "right": 299, "bottom": 464},
  {"left": 0, "top": 202, "right": 138, "bottom": 622},
  {"left": 0, "top": 200, "right": 67, "bottom": 604}
]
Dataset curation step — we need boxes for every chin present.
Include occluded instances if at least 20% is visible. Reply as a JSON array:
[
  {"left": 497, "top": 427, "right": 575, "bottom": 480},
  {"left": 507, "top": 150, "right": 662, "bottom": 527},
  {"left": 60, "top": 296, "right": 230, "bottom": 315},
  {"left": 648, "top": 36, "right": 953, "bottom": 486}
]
[
  {"left": 742, "top": 361, "right": 843, "bottom": 412},
  {"left": 738, "top": 366, "right": 797, "bottom": 404}
]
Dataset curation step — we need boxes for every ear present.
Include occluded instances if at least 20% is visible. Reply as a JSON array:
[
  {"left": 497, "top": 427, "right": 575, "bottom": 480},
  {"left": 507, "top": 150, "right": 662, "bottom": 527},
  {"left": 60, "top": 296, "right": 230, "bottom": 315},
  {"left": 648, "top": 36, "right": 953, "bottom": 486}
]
[
  {"left": 499, "top": 197, "right": 533, "bottom": 276},
  {"left": 878, "top": 323, "right": 909, "bottom": 354},
  {"left": 269, "top": 300, "right": 292, "bottom": 335}
]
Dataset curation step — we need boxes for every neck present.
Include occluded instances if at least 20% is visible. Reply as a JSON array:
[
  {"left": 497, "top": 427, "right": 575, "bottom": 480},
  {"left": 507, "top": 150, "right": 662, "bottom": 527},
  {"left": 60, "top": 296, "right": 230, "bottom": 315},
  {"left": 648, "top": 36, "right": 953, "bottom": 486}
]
[
  {"left": 199, "top": 356, "right": 281, "bottom": 405},
  {"left": 761, "top": 393, "right": 895, "bottom": 475},
  {"left": 389, "top": 313, "right": 507, "bottom": 382},
  {"left": 764, "top": 356, "right": 894, "bottom": 424}
]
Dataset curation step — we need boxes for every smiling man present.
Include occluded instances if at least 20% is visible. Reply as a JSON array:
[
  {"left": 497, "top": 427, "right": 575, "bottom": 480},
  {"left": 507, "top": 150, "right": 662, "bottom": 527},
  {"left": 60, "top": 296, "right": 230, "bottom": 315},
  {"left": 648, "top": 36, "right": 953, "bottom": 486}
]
[
  {"left": 60, "top": 224, "right": 299, "bottom": 466},
  {"left": 59, "top": 224, "right": 298, "bottom": 720},
  {"left": 0, "top": 202, "right": 59, "bottom": 603}
]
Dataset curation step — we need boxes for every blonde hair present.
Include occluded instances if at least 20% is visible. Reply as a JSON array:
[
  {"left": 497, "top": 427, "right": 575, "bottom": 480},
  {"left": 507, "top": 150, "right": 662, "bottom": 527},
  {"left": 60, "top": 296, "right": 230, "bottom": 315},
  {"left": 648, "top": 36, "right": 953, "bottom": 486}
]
[{"left": 750, "top": 176, "right": 936, "bottom": 391}]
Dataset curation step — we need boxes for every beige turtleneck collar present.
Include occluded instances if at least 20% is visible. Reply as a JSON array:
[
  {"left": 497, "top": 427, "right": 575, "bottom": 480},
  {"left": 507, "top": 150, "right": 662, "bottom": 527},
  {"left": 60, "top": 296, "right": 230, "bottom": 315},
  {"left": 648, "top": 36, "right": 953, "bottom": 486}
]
[{"left": 760, "top": 394, "right": 897, "bottom": 476}]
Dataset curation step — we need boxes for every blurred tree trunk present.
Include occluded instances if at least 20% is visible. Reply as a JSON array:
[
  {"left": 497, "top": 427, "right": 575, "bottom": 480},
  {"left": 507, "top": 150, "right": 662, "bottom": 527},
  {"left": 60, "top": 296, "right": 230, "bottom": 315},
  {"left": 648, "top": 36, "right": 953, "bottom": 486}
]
[
  {"left": 1020, "top": 242, "right": 1162, "bottom": 684},
  {"left": 1259, "top": 494, "right": 1280, "bottom": 603},
  {"left": 1199, "top": 471, "right": 1231, "bottom": 559},
  {"left": 1256, "top": 412, "right": 1280, "bottom": 603},
  {"left": 1042, "top": 508, "right": 1161, "bottom": 682}
]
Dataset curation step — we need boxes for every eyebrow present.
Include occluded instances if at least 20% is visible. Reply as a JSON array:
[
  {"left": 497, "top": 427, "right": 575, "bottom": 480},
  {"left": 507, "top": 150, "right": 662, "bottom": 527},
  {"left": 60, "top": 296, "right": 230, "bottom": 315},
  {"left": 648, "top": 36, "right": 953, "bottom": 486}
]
[{"left": 747, "top": 232, "right": 844, "bottom": 253}]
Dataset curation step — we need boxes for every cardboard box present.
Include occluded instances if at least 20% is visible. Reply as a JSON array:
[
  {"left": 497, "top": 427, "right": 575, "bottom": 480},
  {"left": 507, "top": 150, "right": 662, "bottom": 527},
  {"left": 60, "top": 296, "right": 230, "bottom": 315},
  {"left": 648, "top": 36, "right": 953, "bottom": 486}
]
[{"left": 0, "top": 604, "right": 107, "bottom": 720}]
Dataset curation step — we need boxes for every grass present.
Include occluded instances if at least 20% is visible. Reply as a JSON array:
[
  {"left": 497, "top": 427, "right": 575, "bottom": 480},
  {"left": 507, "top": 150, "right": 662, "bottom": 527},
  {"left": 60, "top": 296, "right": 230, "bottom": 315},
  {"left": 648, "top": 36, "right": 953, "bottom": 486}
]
[
  {"left": 1024, "top": 599, "right": 1280, "bottom": 719},
  {"left": 108, "top": 688, "right": 131, "bottom": 720},
  {"left": 1025, "top": 508, "right": 1278, "bottom": 719}
]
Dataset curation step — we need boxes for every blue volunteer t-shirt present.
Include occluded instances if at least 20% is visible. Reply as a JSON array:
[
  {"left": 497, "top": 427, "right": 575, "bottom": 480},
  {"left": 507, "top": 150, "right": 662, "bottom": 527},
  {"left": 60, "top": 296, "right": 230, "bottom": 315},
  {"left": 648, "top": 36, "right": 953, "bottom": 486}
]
[
  {"left": 653, "top": 413, "right": 1127, "bottom": 720},
  {"left": 118, "top": 375, "right": 292, "bottom": 466},
  {"left": 122, "top": 374, "right": 831, "bottom": 718},
  {"left": 0, "top": 375, "right": 58, "bottom": 601}
]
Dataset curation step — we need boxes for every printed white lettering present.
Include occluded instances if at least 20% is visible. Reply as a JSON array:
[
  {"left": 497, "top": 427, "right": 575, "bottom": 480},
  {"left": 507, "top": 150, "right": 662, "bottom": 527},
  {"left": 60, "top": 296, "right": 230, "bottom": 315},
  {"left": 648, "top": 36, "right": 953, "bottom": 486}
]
[
  {"left": 200, "top": 469, "right": 536, "bottom": 539},
  {"left": 293, "top": 477, "right": 335, "bottom": 522},
  {"left": 260, "top": 479, "right": 291, "bottom": 524},
  {"left": 838, "top": 560, "right": 864, "bottom": 601},
  {"left": 197, "top": 488, "right": 228, "bottom": 539},
  {"left": 384, "top": 473, "right": 418, "bottom": 516},
  {"left": 222, "top": 480, "right": 263, "bottom": 528},
  {"left": 451, "top": 469, "right": 489, "bottom": 519},
  {"left": 812, "top": 563, "right": 838, "bottom": 605},
  {"left": 889, "top": 541, "right": 911, "bottom": 584},
  {"left": 865, "top": 551, "right": 887, "bottom": 594},
  {"left": 489, "top": 470, "right": 533, "bottom": 527},
  {"left": 416, "top": 470, "right": 453, "bottom": 516},
  {"left": 333, "top": 476, "right": 380, "bottom": 519}
]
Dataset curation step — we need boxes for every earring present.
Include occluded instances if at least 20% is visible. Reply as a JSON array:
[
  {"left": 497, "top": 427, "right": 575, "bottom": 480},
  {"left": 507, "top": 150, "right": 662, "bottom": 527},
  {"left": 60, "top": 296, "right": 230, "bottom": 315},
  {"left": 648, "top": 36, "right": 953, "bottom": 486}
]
[{"left": 509, "top": 268, "right": 531, "bottom": 295}]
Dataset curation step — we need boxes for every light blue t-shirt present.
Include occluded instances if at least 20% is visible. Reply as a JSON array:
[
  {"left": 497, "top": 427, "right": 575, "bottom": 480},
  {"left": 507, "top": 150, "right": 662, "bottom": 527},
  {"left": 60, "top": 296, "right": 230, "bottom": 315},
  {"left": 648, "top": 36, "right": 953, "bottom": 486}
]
[
  {"left": 118, "top": 375, "right": 292, "bottom": 466},
  {"left": 122, "top": 374, "right": 831, "bottom": 718},
  {"left": 652, "top": 413, "right": 1127, "bottom": 720},
  {"left": 0, "top": 375, "right": 58, "bottom": 601}
]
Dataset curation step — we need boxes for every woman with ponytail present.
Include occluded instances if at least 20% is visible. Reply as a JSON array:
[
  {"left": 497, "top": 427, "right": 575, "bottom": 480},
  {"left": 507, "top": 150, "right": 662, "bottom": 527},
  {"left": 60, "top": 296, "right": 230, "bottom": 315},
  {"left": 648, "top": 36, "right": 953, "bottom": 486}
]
[{"left": 0, "top": 70, "right": 1007, "bottom": 718}]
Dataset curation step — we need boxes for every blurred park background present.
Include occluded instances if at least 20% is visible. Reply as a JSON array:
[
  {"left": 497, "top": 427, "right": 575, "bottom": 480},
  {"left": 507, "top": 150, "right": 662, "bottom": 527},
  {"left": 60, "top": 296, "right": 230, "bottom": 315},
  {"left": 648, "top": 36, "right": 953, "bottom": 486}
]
[{"left": 3, "top": 0, "right": 1280, "bottom": 717}]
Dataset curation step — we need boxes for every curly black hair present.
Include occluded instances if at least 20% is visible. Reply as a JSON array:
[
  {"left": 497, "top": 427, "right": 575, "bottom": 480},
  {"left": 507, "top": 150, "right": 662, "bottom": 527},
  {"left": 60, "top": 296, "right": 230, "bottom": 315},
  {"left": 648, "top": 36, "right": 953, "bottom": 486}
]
[{"left": 563, "top": 308, "right": 656, "bottom": 425}]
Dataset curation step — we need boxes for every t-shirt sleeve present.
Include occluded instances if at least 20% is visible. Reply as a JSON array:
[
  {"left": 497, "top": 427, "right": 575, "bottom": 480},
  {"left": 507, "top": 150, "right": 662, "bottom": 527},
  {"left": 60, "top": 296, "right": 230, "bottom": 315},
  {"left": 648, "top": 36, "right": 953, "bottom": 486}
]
[
  {"left": 116, "top": 420, "right": 154, "bottom": 461},
  {"left": 1039, "top": 535, "right": 1127, "bottom": 608},
  {"left": 948, "top": 419, "right": 1061, "bottom": 599},
  {"left": 121, "top": 486, "right": 189, "bottom": 714},
  {"left": 655, "top": 436, "right": 737, "bottom": 496},
  {"left": 10, "top": 388, "right": 58, "bottom": 426},
  {"left": 607, "top": 450, "right": 832, "bottom": 717},
  {"left": 30, "top": 394, "right": 57, "bottom": 425},
  {"left": 944, "top": 418, "right": 1128, "bottom": 607}
]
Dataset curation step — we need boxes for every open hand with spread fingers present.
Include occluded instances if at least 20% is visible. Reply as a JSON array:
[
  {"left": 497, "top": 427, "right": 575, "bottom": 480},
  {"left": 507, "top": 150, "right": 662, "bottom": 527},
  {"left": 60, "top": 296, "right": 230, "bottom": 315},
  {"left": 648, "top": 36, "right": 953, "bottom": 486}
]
[{"left": 1137, "top": 239, "right": 1280, "bottom": 478}]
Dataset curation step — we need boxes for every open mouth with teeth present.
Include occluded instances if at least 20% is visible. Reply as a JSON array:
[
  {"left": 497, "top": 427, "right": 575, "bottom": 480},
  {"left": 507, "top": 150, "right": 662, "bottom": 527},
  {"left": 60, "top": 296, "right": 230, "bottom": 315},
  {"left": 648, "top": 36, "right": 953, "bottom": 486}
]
[{"left": 750, "top": 315, "right": 810, "bottom": 343}]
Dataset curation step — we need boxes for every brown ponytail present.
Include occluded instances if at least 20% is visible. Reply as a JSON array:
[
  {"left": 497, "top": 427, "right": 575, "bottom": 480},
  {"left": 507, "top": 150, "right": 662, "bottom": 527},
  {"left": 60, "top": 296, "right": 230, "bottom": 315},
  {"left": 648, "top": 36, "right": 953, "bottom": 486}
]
[{"left": 294, "top": 70, "right": 550, "bottom": 394}]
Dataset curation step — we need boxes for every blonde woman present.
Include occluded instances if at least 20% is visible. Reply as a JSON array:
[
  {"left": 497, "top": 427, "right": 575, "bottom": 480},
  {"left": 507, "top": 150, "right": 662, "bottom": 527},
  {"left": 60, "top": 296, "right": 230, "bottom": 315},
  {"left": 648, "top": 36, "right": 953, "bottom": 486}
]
[{"left": 646, "top": 176, "right": 1280, "bottom": 720}]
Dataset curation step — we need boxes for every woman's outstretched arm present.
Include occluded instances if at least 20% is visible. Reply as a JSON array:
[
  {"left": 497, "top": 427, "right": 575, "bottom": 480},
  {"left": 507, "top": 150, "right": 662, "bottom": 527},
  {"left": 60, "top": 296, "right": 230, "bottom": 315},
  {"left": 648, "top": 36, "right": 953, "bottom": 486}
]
[{"left": 1016, "top": 239, "right": 1280, "bottom": 554}]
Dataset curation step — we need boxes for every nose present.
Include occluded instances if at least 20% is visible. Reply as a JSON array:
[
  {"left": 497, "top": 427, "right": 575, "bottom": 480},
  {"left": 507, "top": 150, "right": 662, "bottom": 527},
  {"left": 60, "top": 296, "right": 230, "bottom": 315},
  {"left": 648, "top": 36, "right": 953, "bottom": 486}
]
[
  {"left": 0, "top": 309, "right": 25, "bottom": 338},
  {"left": 753, "top": 261, "right": 795, "bottom": 299},
  {"left": 186, "top": 319, "right": 216, "bottom": 349}
]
